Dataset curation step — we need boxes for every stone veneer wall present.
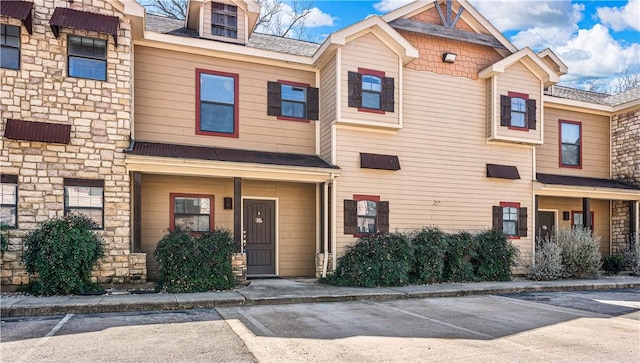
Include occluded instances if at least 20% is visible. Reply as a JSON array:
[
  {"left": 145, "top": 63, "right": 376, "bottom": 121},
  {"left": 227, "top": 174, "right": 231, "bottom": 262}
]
[
  {"left": 315, "top": 253, "right": 334, "bottom": 278},
  {"left": 611, "top": 107, "right": 640, "bottom": 252},
  {"left": 0, "top": 0, "right": 145, "bottom": 285}
]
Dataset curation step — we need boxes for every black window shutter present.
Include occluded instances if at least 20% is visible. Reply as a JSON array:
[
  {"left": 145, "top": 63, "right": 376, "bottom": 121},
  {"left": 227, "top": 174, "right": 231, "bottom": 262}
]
[
  {"left": 500, "top": 95, "right": 511, "bottom": 126},
  {"left": 492, "top": 206, "right": 503, "bottom": 231},
  {"left": 344, "top": 199, "right": 357, "bottom": 234},
  {"left": 378, "top": 201, "right": 389, "bottom": 233},
  {"left": 267, "top": 81, "right": 281, "bottom": 116},
  {"left": 307, "top": 86, "right": 319, "bottom": 120},
  {"left": 381, "top": 77, "right": 395, "bottom": 112},
  {"left": 348, "top": 71, "right": 362, "bottom": 108},
  {"left": 526, "top": 99, "right": 537, "bottom": 130},
  {"left": 518, "top": 207, "right": 528, "bottom": 237}
]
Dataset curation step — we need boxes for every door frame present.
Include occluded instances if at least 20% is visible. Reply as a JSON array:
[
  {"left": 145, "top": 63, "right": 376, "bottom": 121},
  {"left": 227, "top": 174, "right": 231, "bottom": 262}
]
[
  {"left": 242, "top": 196, "right": 279, "bottom": 276},
  {"left": 536, "top": 209, "right": 558, "bottom": 243}
]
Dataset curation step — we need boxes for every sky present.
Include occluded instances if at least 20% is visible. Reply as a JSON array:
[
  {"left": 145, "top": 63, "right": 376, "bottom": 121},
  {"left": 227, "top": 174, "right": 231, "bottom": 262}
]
[{"left": 276, "top": 0, "right": 640, "bottom": 91}]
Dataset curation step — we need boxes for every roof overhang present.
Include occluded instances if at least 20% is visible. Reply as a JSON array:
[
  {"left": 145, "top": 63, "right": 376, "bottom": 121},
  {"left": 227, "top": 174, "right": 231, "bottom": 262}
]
[
  {"left": 535, "top": 182, "right": 640, "bottom": 201},
  {"left": 50, "top": 7, "right": 120, "bottom": 45},
  {"left": 381, "top": 0, "right": 517, "bottom": 54},
  {"left": 537, "top": 48, "right": 568, "bottom": 76},
  {"left": 313, "top": 16, "right": 418, "bottom": 67},
  {"left": 126, "top": 155, "right": 340, "bottom": 183},
  {"left": 479, "top": 47, "right": 560, "bottom": 86},
  {"left": 0, "top": 1, "right": 33, "bottom": 34}
]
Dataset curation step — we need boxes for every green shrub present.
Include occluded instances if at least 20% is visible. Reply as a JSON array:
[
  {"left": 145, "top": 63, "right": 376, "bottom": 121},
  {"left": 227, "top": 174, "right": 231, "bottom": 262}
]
[
  {"left": 472, "top": 229, "right": 518, "bottom": 281},
  {"left": 602, "top": 255, "right": 626, "bottom": 275},
  {"left": 0, "top": 223, "right": 9, "bottom": 255},
  {"left": 442, "top": 232, "right": 477, "bottom": 282},
  {"left": 323, "top": 233, "right": 412, "bottom": 287},
  {"left": 154, "top": 229, "right": 235, "bottom": 293},
  {"left": 623, "top": 240, "right": 640, "bottom": 276},
  {"left": 528, "top": 239, "right": 564, "bottom": 280},
  {"left": 22, "top": 214, "right": 105, "bottom": 296},
  {"left": 556, "top": 228, "right": 601, "bottom": 279},
  {"left": 410, "top": 227, "right": 448, "bottom": 284}
]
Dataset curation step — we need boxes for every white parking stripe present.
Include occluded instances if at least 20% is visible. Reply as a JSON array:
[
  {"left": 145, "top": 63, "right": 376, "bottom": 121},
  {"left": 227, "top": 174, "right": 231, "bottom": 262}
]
[
  {"left": 369, "top": 301, "right": 495, "bottom": 339},
  {"left": 36, "top": 314, "right": 73, "bottom": 346},
  {"left": 488, "top": 295, "right": 610, "bottom": 318},
  {"left": 236, "top": 308, "right": 275, "bottom": 337}
]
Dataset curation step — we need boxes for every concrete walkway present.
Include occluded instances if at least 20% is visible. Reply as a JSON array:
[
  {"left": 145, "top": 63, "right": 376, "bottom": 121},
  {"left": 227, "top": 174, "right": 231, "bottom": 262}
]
[{"left": 1, "top": 277, "right": 639, "bottom": 317}]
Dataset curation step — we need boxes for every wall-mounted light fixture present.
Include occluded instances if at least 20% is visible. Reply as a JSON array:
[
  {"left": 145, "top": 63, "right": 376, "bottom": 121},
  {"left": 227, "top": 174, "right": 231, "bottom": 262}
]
[
  {"left": 224, "top": 197, "right": 233, "bottom": 210},
  {"left": 442, "top": 52, "right": 457, "bottom": 63}
]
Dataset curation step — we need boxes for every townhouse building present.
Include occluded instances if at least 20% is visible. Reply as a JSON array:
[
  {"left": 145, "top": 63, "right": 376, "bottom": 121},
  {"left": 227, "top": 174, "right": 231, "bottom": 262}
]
[{"left": 1, "top": 0, "right": 638, "bottom": 286}]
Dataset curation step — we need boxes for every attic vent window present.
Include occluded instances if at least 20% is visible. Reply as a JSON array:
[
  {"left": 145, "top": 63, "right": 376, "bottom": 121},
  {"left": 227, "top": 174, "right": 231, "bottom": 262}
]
[{"left": 212, "top": 2, "right": 238, "bottom": 39}]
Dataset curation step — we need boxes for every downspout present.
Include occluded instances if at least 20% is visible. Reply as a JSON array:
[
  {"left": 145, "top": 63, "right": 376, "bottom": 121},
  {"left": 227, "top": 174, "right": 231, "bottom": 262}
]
[{"left": 322, "top": 179, "right": 330, "bottom": 278}]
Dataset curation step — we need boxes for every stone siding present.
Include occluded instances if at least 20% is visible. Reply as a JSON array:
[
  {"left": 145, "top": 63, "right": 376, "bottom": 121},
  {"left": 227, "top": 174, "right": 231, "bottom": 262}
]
[
  {"left": 0, "top": 0, "right": 144, "bottom": 284},
  {"left": 611, "top": 107, "right": 640, "bottom": 250},
  {"left": 315, "top": 253, "right": 334, "bottom": 278}
]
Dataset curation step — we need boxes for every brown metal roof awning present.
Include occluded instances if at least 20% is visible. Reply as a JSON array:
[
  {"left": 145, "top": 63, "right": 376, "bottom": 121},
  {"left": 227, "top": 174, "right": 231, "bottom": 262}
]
[
  {"left": 0, "top": 1, "right": 33, "bottom": 34},
  {"left": 4, "top": 119, "right": 71, "bottom": 144},
  {"left": 126, "top": 141, "right": 340, "bottom": 169},
  {"left": 360, "top": 153, "right": 401, "bottom": 171},
  {"left": 487, "top": 164, "right": 520, "bottom": 180},
  {"left": 537, "top": 173, "right": 639, "bottom": 190},
  {"left": 50, "top": 8, "right": 120, "bottom": 45}
]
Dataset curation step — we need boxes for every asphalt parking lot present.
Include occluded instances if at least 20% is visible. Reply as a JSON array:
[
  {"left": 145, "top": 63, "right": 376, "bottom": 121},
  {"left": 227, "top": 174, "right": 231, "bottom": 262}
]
[{"left": 1, "top": 289, "right": 638, "bottom": 362}]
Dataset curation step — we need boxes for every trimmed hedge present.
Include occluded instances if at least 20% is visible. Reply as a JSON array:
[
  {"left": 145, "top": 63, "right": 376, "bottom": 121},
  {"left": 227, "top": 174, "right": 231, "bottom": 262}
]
[
  {"left": 22, "top": 214, "right": 105, "bottom": 296},
  {"left": 323, "top": 233, "right": 412, "bottom": 287},
  {"left": 322, "top": 228, "right": 519, "bottom": 287},
  {"left": 154, "top": 229, "right": 235, "bottom": 292}
]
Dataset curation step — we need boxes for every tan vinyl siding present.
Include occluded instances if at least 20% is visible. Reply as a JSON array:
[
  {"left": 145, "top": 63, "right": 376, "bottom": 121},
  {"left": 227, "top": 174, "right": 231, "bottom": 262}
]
[
  {"left": 242, "top": 180, "right": 317, "bottom": 277},
  {"left": 538, "top": 197, "right": 611, "bottom": 256},
  {"left": 202, "top": 0, "right": 246, "bottom": 44},
  {"left": 335, "top": 70, "right": 535, "bottom": 268},
  {"left": 134, "top": 46, "right": 316, "bottom": 154},
  {"left": 140, "top": 174, "right": 316, "bottom": 279},
  {"left": 340, "top": 33, "right": 400, "bottom": 126},
  {"left": 319, "top": 56, "right": 337, "bottom": 160},
  {"left": 494, "top": 62, "right": 542, "bottom": 143},
  {"left": 537, "top": 107, "right": 610, "bottom": 178}
]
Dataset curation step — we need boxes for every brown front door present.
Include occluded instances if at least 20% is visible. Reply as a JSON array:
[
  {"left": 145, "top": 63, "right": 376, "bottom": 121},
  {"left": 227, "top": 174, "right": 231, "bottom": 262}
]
[
  {"left": 537, "top": 211, "right": 555, "bottom": 243},
  {"left": 244, "top": 199, "right": 276, "bottom": 275}
]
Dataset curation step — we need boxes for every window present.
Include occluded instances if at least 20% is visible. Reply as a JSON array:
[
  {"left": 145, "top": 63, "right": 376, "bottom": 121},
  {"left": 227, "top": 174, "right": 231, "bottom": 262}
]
[
  {"left": 559, "top": 120, "right": 581, "bottom": 168},
  {"left": 0, "top": 175, "right": 18, "bottom": 228},
  {"left": 212, "top": 2, "right": 238, "bottom": 38},
  {"left": 197, "top": 69, "right": 238, "bottom": 137},
  {"left": 571, "top": 211, "right": 594, "bottom": 230},
  {"left": 68, "top": 35, "right": 107, "bottom": 81},
  {"left": 493, "top": 202, "right": 527, "bottom": 238},
  {"left": 500, "top": 92, "right": 537, "bottom": 130},
  {"left": 1, "top": 24, "right": 20, "bottom": 70},
  {"left": 267, "top": 81, "right": 319, "bottom": 121},
  {"left": 170, "top": 194, "right": 214, "bottom": 232},
  {"left": 64, "top": 179, "right": 104, "bottom": 229},
  {"left": 344, "top": 195, "right": 389, "bottom": 235},
  {"left": 348, "top": 69, "right": 395, "bottom": 113}
]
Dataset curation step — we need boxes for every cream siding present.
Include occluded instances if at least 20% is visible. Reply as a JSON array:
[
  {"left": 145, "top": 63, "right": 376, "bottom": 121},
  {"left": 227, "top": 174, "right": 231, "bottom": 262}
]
[
  {"left": 340, "top": 33, "right": 400, "bottom": 126},
  {"left": 140, "top": 174, "right": 316, "bottom": 279},
  {"left": 537, "top": 107, "right": 610, "bottom": 178},
  {"left": 335, "top": 70, "right": 535, "bottom": 268},
  {"left": 134, "top": 46, "right": 316, "bottom": 154},
  {"left": 538, "top": 197, "right": 611, "bottom": 256},
  {"left": 493, "top": 62, "right": 543, "bottom": 143},
  {"left": 202, "top": 0, "right": 246, "bottom": 45},
  {"left": 319, "top": 56, "right": 337, "bottom": 160}
]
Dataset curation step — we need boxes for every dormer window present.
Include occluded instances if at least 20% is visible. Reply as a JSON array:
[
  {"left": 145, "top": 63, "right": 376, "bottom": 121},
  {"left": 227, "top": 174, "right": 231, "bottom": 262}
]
[
  {"left": 500, "top": 92, "right": 537, "bottom": 130},
  {"left": 212, "top": 2, "right": 238, "bottom": 39}
]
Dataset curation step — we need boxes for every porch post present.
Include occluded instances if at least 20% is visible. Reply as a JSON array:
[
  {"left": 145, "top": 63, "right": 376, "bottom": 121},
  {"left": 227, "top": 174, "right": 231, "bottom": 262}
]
[
  {"left": 132, "top": 172, "right": 142, "bottom": 252},
  {"left": 630, "top": 200, "right": 637, "bottom": 243},
  {"left": 234, "top": 177, "right": 242, "bottom": 253},
  {"left": 582, "top": 197, "right": 591, "bottom": 231}
]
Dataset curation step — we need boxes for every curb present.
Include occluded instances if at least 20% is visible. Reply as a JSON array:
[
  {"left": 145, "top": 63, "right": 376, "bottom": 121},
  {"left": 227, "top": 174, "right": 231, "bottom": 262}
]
[{"left": 2, "top": 282, "right": 638, "bottom": 317}]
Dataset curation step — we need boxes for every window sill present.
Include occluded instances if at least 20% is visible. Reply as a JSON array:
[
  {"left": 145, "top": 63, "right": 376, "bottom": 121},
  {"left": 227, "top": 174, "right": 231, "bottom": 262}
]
[
  {"left": 507, "top": 126, "right": 529, "bottom": 132},
  {"left": 196, "top": 129, "right": 239, "bottom": 138},
  {"left": 353, "top": 232, "right": 374, "bottom": 238},
  {"left": 507, "top": 235, "right": 521, "bottom": 239},
  {"left": 559, "top": 164, "right": 582, "bottom": 169},
  {"left": 357, "top": 107, "right": 385, "bottom": 115},
  {"left": 277, "top": 116, "right": 311, "bottom": 123}
]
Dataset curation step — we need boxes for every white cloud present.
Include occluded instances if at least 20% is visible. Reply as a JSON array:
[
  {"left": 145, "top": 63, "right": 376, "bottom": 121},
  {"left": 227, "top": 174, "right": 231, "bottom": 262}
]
[
  {"left": 303, "top": 7, "right": 336, "bottom": 28},
  {"left": 469, "top": 0, "right": 583, "bottom": 31},
  {"left": 596, "top": 0, "right": 640, "bottom": 31},
  {"left": 372, "top": 0, "right": 413, "bottom": 12}
]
